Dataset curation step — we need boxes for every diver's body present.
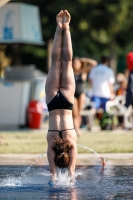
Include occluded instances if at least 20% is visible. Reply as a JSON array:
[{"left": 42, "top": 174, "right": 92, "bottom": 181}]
[{"left": 45, "top": 10, "right": 77, "bottom": 183}]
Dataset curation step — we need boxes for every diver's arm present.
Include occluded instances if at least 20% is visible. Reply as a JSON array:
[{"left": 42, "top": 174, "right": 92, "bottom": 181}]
[
  {"left": 47, "top": 146, "right": 57, "bottom": 182},
  {"left": 68, "top": 143, "right": 77, "bottom": 181}
]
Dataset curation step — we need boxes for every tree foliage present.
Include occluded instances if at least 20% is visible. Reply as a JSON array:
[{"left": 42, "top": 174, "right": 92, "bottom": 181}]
[{"left": 17, "top": 0, "right": 133, "bottom": 72}]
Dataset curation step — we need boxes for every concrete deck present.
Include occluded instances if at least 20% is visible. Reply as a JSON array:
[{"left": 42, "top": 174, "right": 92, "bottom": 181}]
[
  {"left": 0, "top": 153, "right": 133, "bottom": 166},
  {"left": 0, "top": 123, "right": 133, "bottom": 166}
]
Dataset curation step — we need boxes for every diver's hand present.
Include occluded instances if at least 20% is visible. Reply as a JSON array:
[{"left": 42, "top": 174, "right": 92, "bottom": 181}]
[
  {"left": 48, "top": 180, "right": 56, "bottom": 186},
  {"left": 70, "top": 178, "right": 76, "bottom": 186}
]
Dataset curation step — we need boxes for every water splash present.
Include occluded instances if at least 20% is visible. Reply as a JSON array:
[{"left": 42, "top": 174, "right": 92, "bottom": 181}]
[
  {"left": 50, "top": 168, "right": 83, "bottom": 187},
  {"left": 0, "top": 154, "right": 47, "bottom": 187},
  {"left": 77, "top": 144, "right": 106, "bottom": 165},
  {"left": 20, "top": 154, "right": 46, "bottom": 177},
  {"left": 0, "top": 145, "right": 105, "bottom": 188},
  {"left": 56, "top": 169, "right": 71, "bottom": 187},
  {"left": 0, "top": 176, "right": 22, "bottom": 187}
]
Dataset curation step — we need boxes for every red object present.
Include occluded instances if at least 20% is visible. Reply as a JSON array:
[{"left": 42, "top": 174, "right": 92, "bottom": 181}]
[
  {"left": 126, "top": 52, "right": 133, "bottom": 71},
  {"left": 100, "top": 156, "right": 106, "bottom": 166},
  {"left": 27, "top": 100, "right": 43, "bottom": 129}
]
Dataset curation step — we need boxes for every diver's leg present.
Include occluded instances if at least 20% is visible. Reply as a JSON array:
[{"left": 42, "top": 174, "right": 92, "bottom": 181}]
[
  {"left": 60, "top": 10, "right": 75, "bottom": 103},
  {"left": 45, "top": 10, "right": 63, "bottom": 104}
]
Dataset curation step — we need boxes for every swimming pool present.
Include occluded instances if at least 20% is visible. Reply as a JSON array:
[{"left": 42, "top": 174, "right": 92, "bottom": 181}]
[{"left": 0, "top": 165, "right": 133, "bottom": 200}]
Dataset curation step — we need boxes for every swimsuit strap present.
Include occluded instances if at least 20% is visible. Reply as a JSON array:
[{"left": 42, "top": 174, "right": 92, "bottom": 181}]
[
  {"left": 48, "top": 128, "right": 74, "bottom": 139},
  {"left": 59, "top": 131, "right": 63, "bottom": 139}
]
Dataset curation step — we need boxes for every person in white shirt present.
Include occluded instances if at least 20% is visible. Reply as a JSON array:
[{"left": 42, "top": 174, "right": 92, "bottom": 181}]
[{"left": 89, "top": 56, "right": 115, "bottom": 111}]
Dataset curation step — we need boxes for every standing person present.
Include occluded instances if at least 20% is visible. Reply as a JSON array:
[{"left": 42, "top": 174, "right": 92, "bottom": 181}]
[
  {"left": 125, "top": 52, "right": 133, "bottom": 108},
  {"left": 89, "top": 56, "right": 115, "bottom": 112},
  {"left": 123, "top": 52, "right": 133, "bottom": 129},
  {"left": 72, "top": 57, "right": 97, "bottom": 136},
  {"left": 45, "top": 10, "right": 77, "bottom": 185}
]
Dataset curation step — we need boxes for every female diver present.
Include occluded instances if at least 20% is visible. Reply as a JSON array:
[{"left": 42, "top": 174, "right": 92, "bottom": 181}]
[{"left": 45, "top": 10, "right": 77, "bottom": 184}]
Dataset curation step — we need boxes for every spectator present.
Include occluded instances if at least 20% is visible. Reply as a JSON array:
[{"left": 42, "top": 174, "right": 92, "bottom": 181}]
[
  {"left": 124, "top": 68, "right": 129, "bottom": 79},
  {"left": 125, "top": 52, "right": 133, "bottom": 108},
  {"left": 115, "top": 73, "right": 127, "bottom": 128},
  {"left": 89, "top": 56, "right": 115, "bottom": 112},
  {"left": 72, "top": 57, "right": 97, "bottom": 136},
  {"left": 116, "top": 73, "right": 127, "bottom": 96}
]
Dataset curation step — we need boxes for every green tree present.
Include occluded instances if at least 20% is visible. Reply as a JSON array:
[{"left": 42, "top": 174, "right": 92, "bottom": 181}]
[{"left": 17, "top": 0, "right": 133, "bottom": 73}]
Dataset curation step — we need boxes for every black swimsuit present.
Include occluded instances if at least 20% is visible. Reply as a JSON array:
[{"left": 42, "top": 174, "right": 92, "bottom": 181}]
[
  {"left": 47, "top": 91, "right": 74, "bottom": 135},
  {"left": 74, "top": 74, "right": 85, "bottom": 99},
  {"left": 47, "top": 90, "right": 73, "bottom": 112},
  {"left": 48, "top": 128, "right": 74, "bottom": 138}
]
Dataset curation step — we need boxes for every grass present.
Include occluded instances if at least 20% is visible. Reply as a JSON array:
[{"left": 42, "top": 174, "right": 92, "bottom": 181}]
[{"left": 0, "top": 130, "right": 133, "bottom": 154}]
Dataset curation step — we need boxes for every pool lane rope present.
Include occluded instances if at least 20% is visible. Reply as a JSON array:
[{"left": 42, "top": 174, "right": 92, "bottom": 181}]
[{"left": 77, "top": 144, "right": 106, "bottom": 166}]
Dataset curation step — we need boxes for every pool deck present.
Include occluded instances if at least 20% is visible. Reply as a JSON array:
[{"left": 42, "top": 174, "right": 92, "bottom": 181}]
[
  {"left": 0, "top": 153, "right": 133, "bottom": 166},
  {"left": 0, "top": 124, "right": 133, "bottom": 166}
]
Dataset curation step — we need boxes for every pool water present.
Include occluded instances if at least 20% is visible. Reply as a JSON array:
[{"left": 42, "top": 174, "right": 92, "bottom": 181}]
[{"left": 0, "top": 165, "right": 133, "bottom": 200}]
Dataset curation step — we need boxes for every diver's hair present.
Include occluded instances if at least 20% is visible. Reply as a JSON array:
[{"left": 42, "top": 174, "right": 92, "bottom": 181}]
[{"left": 53, "top": 136, "right": 70, "bottom": 168}]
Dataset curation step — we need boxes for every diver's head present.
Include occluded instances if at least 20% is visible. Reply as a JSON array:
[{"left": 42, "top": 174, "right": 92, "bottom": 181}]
[{"left": 54, "top": 136, "right": 70, "bottom": 168}]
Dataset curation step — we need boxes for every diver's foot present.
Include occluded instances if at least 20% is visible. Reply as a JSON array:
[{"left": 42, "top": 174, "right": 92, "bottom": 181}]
[
  {"left": 56, "top": 10, "right": 63, "bottom": 30},
  {"left": 62, "top": 10, "right": 71, "bottom": 30}
]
